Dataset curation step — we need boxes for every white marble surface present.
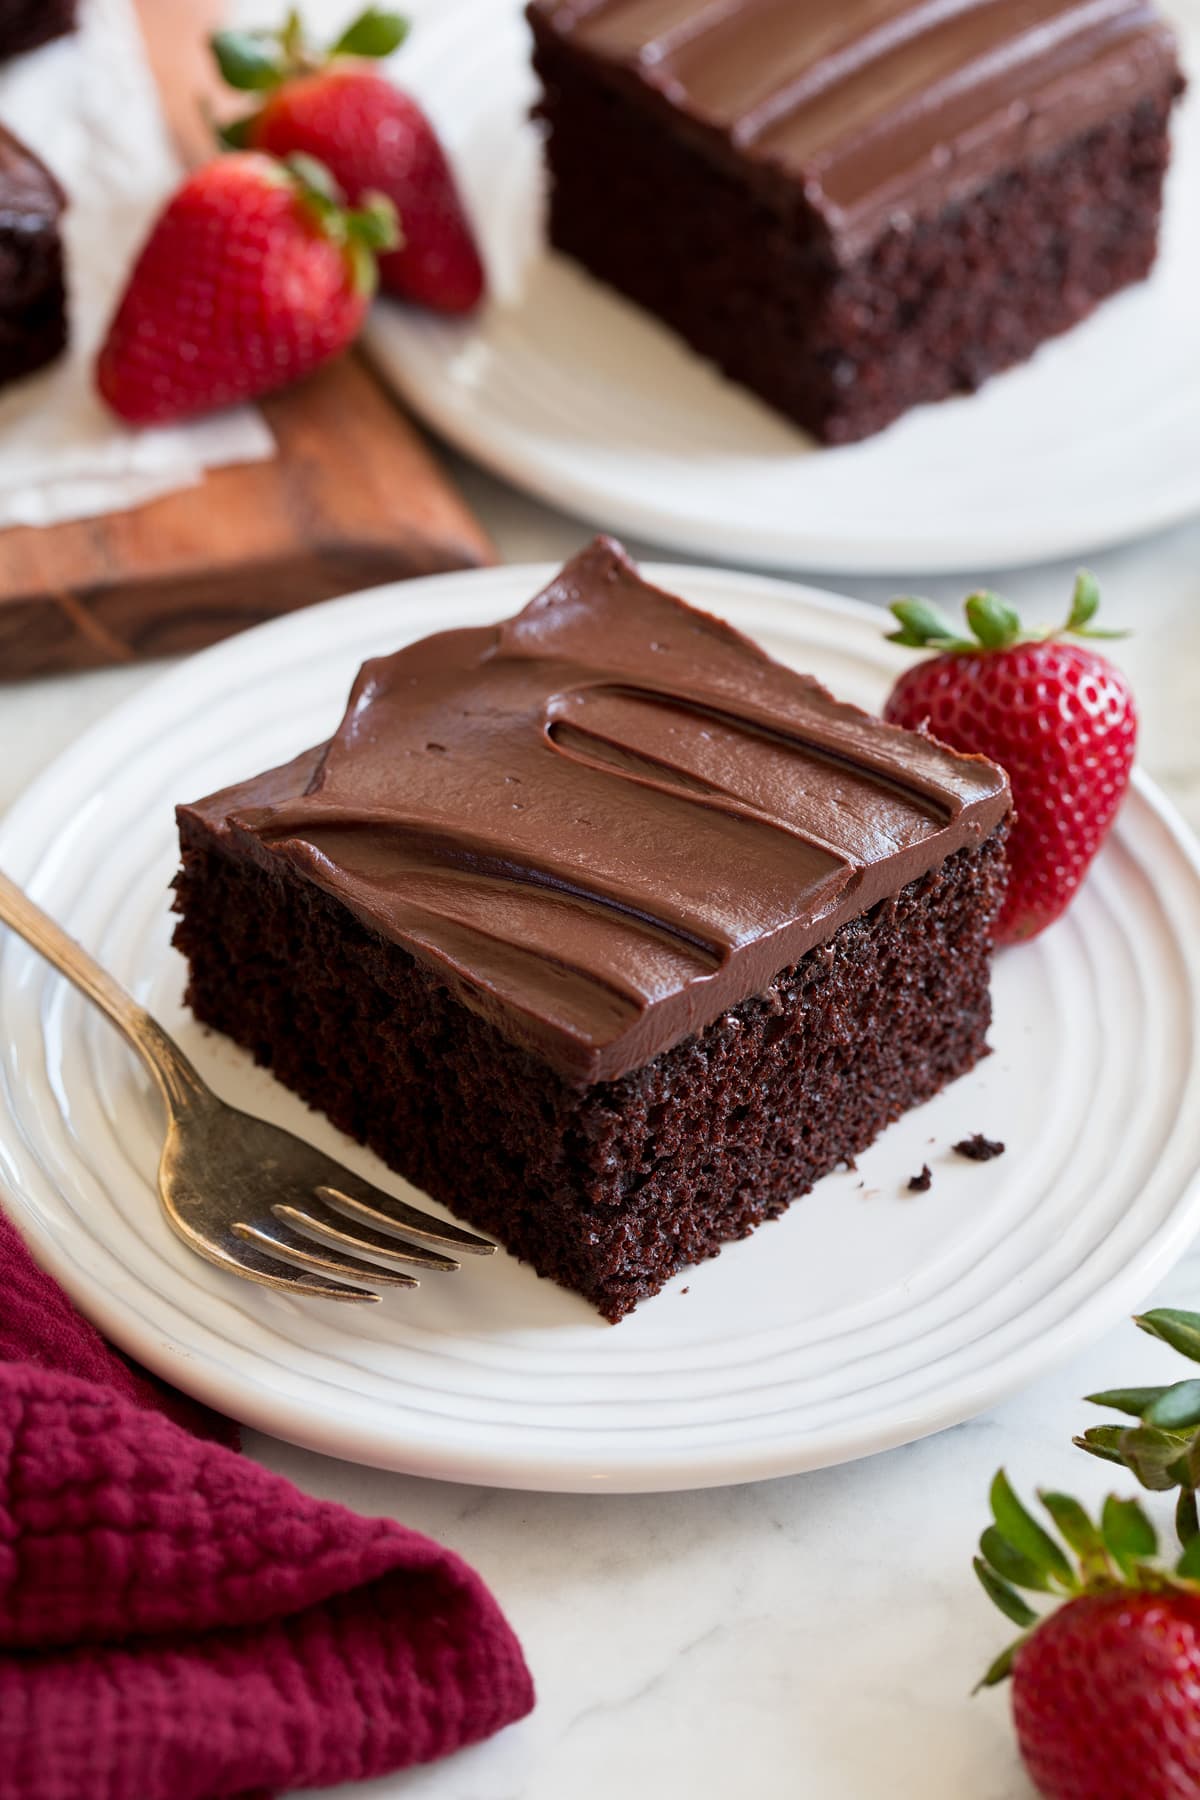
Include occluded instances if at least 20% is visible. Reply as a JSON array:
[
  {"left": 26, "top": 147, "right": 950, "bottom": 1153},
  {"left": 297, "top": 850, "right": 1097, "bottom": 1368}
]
[{"left": 2, "top": 453, "right": 1200, "bottom": 1799}]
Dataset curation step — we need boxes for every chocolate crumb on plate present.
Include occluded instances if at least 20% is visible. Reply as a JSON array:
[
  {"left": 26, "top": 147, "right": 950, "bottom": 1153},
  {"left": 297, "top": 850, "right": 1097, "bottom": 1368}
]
[
  {"left": 953, "top": 1133, "right": 1006, "bottom": 1162},
  {"left": 907, "top": 1165, "right": 933, "bottom": 1192}
]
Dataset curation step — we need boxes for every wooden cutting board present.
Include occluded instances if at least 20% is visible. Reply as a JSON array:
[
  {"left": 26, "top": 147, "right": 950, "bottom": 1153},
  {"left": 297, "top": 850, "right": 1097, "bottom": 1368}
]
[{"left": 0, "top": 0, "right": 493, "bottom": 682}]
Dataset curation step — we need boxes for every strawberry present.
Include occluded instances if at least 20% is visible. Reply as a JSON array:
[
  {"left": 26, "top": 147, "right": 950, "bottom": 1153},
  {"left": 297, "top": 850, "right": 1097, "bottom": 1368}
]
[
  {"left": 976, "top": 1470, "right": 1200, "bottom": 1800},
  {"left": 212, "top": 8, "right": 485, "bottom": 315},
  {"left": 883, "top": 575, "right": 1136, "bottom": 944},
  {"left": 96, "top": 152, "right": 396, "bottom": 426}
]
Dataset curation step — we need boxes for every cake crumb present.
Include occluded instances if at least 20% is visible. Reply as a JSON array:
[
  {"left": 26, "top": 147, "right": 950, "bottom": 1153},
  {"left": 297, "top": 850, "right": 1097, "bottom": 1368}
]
[
  {"left": 954, "top": 1133, "right": 1005, "bottom": 1162},
  {"left": 907, "top": 1165, "right": 933, "bottom": 1192}
]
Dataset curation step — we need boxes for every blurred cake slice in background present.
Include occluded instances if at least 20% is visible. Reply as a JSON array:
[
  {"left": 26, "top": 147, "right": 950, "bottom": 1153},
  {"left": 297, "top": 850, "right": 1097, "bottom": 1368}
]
[
  {"left": 0, "top": 0, "right": 77, "bottom": 61},
  {"left": 527, "top": 0, "right": 1186, "bottom": 444},
  {"left": 0, "top": 123, "right": 66, "bottom": 387}
]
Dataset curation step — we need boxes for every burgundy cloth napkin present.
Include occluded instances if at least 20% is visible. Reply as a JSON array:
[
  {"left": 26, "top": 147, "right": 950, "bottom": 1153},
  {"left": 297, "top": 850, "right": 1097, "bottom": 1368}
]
[{"left": 0, "top": 1210, "right": 534, "bottom": 1800}]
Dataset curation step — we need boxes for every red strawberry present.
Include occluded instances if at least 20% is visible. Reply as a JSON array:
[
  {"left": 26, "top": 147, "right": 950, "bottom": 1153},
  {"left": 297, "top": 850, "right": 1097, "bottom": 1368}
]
[
  {"left": 1014, "top": 1590, "right": 1200, "bottom": 1799},
  {"left": 96, "top": 152, "right": 396, "bottom": 425},
  {"left": 976, "top": 1471, "right": 1200, "bottom": 1800},
  {"left": 883, "top": 576, "right": 1136, "bottom": 944},
  {"left": 212, "top": 9, "right": 485, "bottom": 314}
]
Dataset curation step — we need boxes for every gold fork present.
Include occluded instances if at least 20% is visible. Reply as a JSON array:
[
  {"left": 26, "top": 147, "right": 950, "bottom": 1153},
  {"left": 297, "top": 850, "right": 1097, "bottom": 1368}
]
[{"left": 0, "top": 868, "right": 495, "bottom": 1301}]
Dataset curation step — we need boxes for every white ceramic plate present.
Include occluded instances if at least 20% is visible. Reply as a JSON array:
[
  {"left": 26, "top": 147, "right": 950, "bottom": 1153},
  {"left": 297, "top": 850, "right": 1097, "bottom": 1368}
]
[
  {"left": 366, "top": 0, "right": 1200, "bottom": 575},
  {"left": 1, "top": 565, "right": 1199, "bottom": 1493}
]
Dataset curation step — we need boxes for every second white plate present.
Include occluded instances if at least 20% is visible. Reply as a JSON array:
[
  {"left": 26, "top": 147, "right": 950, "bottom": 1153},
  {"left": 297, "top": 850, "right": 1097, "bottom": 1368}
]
[
  {"left": 367, "top": 0, "right": 1200, "bottom": 575},
  {"left": 0, "top": 564, "right": 1199, "bottom": 1491}
]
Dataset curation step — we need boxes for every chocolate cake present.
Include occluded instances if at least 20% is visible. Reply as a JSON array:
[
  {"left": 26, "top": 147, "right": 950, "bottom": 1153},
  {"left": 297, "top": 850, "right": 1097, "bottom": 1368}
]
[
  {"left": 174, "top": 540, "right": 1011, "bottom": 1320},
  {"left": 526, "top": 0, "right": 1185, "bottom": 444},
  {"left": 0, "top": 0, "right": 76, "bottom": 60},
  {"left": 0, "top": 125, "right": 67, "bottom": 389}
]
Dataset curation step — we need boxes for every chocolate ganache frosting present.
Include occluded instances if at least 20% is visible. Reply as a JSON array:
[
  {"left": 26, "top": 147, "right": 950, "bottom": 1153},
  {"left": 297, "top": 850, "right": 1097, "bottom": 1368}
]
[
  {"left": 183, "top": 541, "right": 1010, "bottom": 1085},
  {"left": 527, "top": 0, "right": 1181, "bottom": 257}
]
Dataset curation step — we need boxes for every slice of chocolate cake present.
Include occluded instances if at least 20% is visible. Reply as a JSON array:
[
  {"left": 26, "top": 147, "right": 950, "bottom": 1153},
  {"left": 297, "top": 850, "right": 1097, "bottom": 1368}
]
[
  {"left": 526, "top": 0, "right": 1185, "bottom": 444},
  {"left": 174, "top": 540, "right": 1010, "bottom": 1320},
  {"left": 0, "top": 0, "right": 77, "bottom": 60},
  {"left": 0, "top": 125, "right": 67, "bottom": 389}
]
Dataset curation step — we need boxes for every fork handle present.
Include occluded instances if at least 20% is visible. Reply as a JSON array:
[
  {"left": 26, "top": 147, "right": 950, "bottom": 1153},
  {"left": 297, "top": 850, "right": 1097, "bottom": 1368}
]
[{"left": 0, "top": 866, "right": 206, "bottom": 1112}]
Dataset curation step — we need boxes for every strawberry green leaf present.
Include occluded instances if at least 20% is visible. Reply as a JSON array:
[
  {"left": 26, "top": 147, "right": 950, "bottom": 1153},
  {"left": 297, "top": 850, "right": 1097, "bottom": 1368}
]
[
  {"left": 1086, "top": 1389, "right": 1173, "bottom": 1418},
  {"left": 332, "top": 7, "right": 410, "bottom": 57},
  {"left": 1177, "top": 1533, "right": 1200, "bottom": 1581},
  {"left": 1086, "top": 1386, "right": 1170, "bottom": 1419},
  {"left": 216, "top": 115, "right": 256, "bottom": 150},
  {"left": 1074, "top": 1425, "right": 1130, "bottom": 1466},
  {"left": 1038, "top": 1491, "right": 1107, "bottom": 1577},
  {"left": 1101, "top": 1495, "right": 1158, "bottom": 1575},
  {"left": 886, "top": 597, "right": 970, "bottom": 651},
  {"left": 1178, "top": 1489, "right": 1200, "bottom": 1547},
  {"left": 979, "top": 1527, "right": 1059, "bottom": 1593},
  {"left": 964, "top": 590, "right": 1020, "bottom": 650},
  {"left": 280, "top": 7, "right": 305, "bottom": 60},
  {"left": 342, "top": 195, "right": 399, "bottom": 295},
  {"left": 973, "top": 1556, "right": 1039, "bottom": 1630},
  {"left": 1119, "top": 1426, "right": 1191, "bottom": 1493},
  {"left": 348, "top": 191, "right": 400, "bottom": 252},
  {"left": 1136, "top": 1310, "right": 1200, "bottom": 1364},
  {"left": 1145, "top": 1381, "right": 1200, "bottom": 1432},
  {"left": 1062, "top": 570, "right": 1130, "bottom": 639},
  {"left": 974, "top": 1639, "right": 1021, "bottom": 1692},
  {"left": 990, "top": 1470, "right": 1075, "bottom": 1588},
  {"left": 281, "top": 156, "right": 394, "bottom": 295},
  {"left": 210, "top": 30, "right": 285, "bottom": 91},
  {"left": 346, "top": 237, "right": 379, "bottom": 299},
  {"left": 1067, "top": 570, "right": 1101, "bottom": 632},
  {"left": 287, "top": 152, "right": 345, "bottom": 207}
]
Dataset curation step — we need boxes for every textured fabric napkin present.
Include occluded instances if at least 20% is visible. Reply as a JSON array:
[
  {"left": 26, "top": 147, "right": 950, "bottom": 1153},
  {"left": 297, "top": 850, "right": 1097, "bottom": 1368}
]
[
  {"left": 0, "top": 0, "right": 274, "bottom": 529},
  {"left": 0, "top": 1209, "right": 535, "bottom": 1800}
]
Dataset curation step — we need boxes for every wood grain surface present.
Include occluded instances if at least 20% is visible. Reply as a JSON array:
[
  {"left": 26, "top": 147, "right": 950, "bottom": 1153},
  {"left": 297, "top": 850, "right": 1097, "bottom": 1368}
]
[{"left": 0, "top": 0, "right": 493, "bottom": 681}]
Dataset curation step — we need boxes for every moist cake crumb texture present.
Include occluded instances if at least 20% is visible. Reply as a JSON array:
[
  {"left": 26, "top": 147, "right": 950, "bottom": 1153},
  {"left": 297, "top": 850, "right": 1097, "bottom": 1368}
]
[{"left": 174, "top": 538, "right": 1011, "bottom": 1319}]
